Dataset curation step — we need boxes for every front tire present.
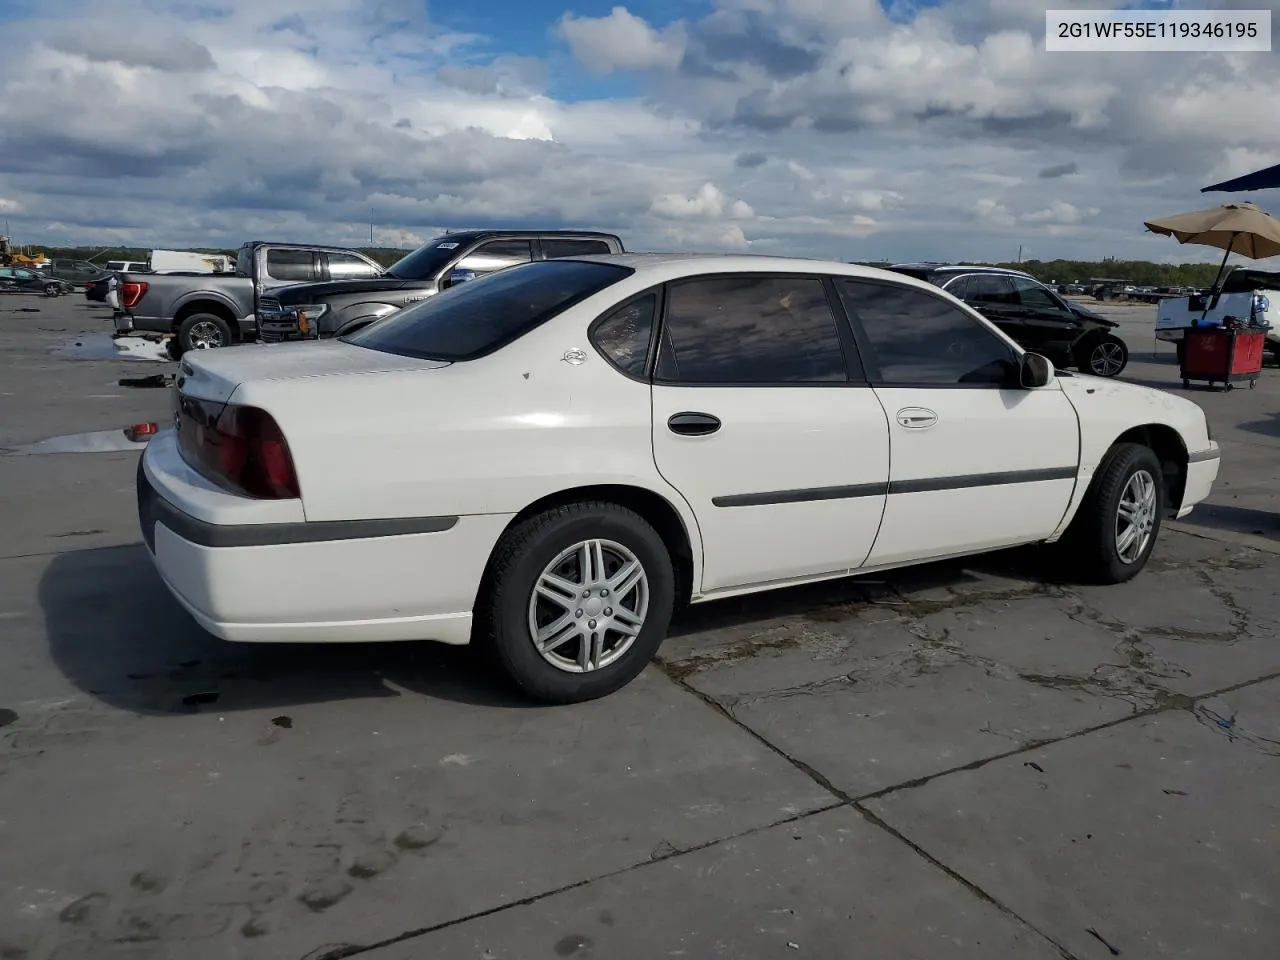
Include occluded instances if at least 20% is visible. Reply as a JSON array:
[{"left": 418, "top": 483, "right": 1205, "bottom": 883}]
[
  {"left": 477, "top": 502, "right": 676, "bottom": 704},
  {"left": 1060, "top": 443, "right": 1164, "bottom": 584},
  {"left": 44, "top": 283, "right": 61, "bottom": 297},
  {"left": 1080, "top": 334, "right": 1128, "bottom": 377}
]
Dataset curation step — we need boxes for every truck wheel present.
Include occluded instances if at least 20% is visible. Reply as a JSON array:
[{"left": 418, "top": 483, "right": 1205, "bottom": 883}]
[{"left": 178, "top": 313, "right": 232, "bottom": 352}]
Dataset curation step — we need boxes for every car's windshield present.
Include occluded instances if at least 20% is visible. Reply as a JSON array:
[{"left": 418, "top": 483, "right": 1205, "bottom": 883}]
[
  {"left": 385, "top": 236, "right": 470, "bottom": 280},
  {"left": 344, "top": 259, "right": 632, "bottom": 361}
]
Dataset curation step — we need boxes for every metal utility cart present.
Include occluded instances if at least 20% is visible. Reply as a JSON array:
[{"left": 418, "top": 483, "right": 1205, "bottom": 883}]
[{"left": 1180, "top": 322, "right": 1266, "bottom": 390}]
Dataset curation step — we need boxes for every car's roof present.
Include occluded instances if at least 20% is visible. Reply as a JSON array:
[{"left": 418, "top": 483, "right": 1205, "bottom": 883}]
[
  {"left": 568, "top": 252, "right": 939, "bottom": 287},
  {"left": 438, "top": 229, "right": 621, "bottom": 242},
  {"left": 890, "top": 262, "right": 1036, "bottom": 281}
]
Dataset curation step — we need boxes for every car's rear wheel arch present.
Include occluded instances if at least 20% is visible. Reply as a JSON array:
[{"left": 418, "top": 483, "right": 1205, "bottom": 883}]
[
  {"left": 1112, "top": 424, "right": 1188, "bottom": 511},
  {"left": 488, "top": 485, "right": 696, "bottom": 608}
]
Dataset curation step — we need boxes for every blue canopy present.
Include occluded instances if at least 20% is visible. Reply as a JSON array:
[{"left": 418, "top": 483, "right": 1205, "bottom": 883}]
[{"left": 1202, "top": 162, "right": 1280, "bottom": 193}]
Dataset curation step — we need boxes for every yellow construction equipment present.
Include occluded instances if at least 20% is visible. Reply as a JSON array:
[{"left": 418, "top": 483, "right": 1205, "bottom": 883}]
[{"left": 0, "top": 236, "right": 47, "bottom": 268}]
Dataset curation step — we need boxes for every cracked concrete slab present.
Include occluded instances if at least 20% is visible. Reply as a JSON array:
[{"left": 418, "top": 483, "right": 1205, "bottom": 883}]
[
  {"left": 866, "top": 678, "right": 1280, "bottom": 960},
  {"left": 365, "top": 806, "right": 1065, "bottom": 960},
  {"left": 1, "top": 546, "right": 832, "bottom": 960},
  {"left": 4, "top": 298, "right": 1280, "bottom": 960}
]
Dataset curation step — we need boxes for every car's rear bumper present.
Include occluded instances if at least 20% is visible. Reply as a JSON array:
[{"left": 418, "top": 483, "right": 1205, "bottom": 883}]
[
  {"left": 139, "top": 432, "right": 510, "bottom": 644},
  {"left": 1177, "top": 443, "right": 1221, "bottom": 519}
]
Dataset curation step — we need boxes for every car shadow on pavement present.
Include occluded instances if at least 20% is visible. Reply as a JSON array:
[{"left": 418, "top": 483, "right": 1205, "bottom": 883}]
[
  {"left": 1177, "top": 503, "right": 1279, "bottom": 540},
  {"left": 38, "top": 543, "right": 533, "bottom": 715},
  {"left": 669, "top": 545, "right": 1053, "bottom": 636},
  {"left": 1238, "top": 413, "right": 1280, "bottom": 439},
  {"left": 40, "top": 542, "right": 1058, "bottom": 717}
]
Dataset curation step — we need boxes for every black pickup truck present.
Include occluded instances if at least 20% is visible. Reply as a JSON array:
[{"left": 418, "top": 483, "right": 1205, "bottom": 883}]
[{"left": 259, "top": 229, "right": 625, "bottom": 341}]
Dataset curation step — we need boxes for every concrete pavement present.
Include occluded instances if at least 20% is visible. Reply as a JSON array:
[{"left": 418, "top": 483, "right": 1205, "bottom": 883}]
[{"left": 1, "top": 294, "right": 1277, "bottom": 960}]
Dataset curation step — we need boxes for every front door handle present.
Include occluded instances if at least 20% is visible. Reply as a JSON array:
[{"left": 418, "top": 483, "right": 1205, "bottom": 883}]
[
  {"left": 667, "top": 412, "right": 721, "bottom": 436},
  {"left": 896, "top": 407, "right": 938, "bottom": 429}
]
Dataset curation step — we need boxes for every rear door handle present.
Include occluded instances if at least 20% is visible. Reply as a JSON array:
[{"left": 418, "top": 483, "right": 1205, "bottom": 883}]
[
  {"left": 896, "top": 407, "right": 938, "bottom": 429},
  {"left": 667, "top": 412, "right": 721, "bottom": 436}
]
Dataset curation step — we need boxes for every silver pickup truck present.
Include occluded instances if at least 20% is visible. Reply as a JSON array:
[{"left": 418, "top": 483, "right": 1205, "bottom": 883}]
[{"left": 112, "top": 241, "right": 384, "bottom": 357}]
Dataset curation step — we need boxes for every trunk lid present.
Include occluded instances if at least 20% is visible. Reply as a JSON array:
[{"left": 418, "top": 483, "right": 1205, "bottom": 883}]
[{"left": 175, "top": 341, "right": 451, "bottom": 405}]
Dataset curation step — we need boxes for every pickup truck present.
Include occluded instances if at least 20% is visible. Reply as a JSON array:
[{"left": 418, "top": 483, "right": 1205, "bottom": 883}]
[
  {"left": 258, "top": 229, "right": 625, "bottom": 341},
  {"left": 1155, "top": 267, "right": 1279, "bottom": 364},
  {"left": 112, "top": 241, "right": 384, "bottom": 356}
]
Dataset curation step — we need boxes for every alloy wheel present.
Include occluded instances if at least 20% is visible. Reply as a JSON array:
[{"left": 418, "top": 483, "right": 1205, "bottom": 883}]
[
  {"left": 188, "top": 321, "right": 226, "bottom": 349},
  {"left": 526, "top": 538, "right": 649, "bottom": 674},
  {"left": 1090, "top": 340, "right": 1126, "bottom": 376},
  {"left": 1115, "top": 469, "right": 1157, "bottom": 564}
]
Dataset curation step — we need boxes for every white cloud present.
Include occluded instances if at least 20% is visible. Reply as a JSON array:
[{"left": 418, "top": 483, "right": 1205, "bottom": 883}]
[
  {"left": 649, "top": 182, "right": 755, "bottom": 221},
  {"left": 974, "top": 198, "right": 1016, "bottom": 229},
  {"left": 558, "top": 7, "right": 686, "bottom": 74},
  {"left": 0, "top": 0, "right": 1274, "bottom": 266}
]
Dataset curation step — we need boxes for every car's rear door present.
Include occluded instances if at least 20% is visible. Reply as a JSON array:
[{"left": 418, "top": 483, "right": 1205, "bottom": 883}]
[
  {"left": 648, "top": 272, "right": 890, "bottom": 593},
  {"left": 951, "top": 274, "right": 1026, "bottom": 342},
  {"left": 836, "top": 277, "right": 1079, "bottom": 567}
]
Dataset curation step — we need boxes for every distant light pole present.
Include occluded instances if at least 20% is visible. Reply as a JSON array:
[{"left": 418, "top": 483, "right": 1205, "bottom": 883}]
[{"left": 1016, "top": 245, "right": 1023, "bottom": 264}]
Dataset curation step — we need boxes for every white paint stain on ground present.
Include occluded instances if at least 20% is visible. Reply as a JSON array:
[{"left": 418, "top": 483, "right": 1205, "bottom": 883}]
[
  {"left": 440, "top": 753, "right": 478, "bottom": 766},
  {"left": 0, "top": 429, "right": 147, "bottom": 456},
  {"left": 52, "top": 334, "right": 172, "bottom": 363}
]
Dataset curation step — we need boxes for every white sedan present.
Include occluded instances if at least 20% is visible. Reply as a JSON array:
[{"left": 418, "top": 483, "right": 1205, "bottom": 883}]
[{"left": 139, "top": 254, "right": 1221, "bottom": 703}]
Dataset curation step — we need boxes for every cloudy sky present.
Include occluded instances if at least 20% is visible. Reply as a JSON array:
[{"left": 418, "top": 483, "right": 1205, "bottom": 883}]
[{"left": 0, "top": 0, "right": 1277, "bottom": 262}]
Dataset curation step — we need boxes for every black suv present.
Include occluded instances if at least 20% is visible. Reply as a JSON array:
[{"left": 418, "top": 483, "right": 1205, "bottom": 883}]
[{"left": 887, "top": 264, "right": 1129, "bottom": 378}]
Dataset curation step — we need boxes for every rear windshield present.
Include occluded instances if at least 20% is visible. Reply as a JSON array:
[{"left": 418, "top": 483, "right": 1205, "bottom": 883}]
[{"left": 344, "top": 259, "right": 633, "bottom": 361}]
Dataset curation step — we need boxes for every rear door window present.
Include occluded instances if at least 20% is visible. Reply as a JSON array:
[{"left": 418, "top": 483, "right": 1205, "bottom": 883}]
[
  {"left": 265, "top": 249, "right": 320, "bottom": 282},
  {"left": 345, "top": 259, "right": 633, "bottom": 361},
  {"left": 326, "top": 252, "right": 382, "bottom": 280},
  {"left": 655, "top": 275, "right": 850, "bottom": 384},
  {"left": 964, "top": 274, "right": 1017, "bottom": 305},
  {"left": 544, "top": 238, "right": 613, "bottom": 258}
]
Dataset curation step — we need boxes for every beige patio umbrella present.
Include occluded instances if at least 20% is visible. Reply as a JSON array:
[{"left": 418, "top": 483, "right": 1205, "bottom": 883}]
[{"left": 1144, "top": 202, "right": 1280, "bottom": 315}]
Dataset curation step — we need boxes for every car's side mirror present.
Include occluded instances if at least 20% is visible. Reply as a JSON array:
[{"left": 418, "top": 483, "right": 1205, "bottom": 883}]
[
  {"left": 1020, "top": 352, "right": 1054, "bottom": 389},
  {"left": 445, "top": 267, "right": 477, "bottom": 288}
]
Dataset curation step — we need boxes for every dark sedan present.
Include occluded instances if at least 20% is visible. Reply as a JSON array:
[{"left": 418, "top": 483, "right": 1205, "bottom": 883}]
[{"left": 0, "top": 266, "right": 73, "bottom": 296}]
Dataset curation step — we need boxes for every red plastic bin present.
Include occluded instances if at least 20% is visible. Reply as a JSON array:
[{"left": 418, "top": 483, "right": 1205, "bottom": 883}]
[{"left": 1180, "top": 326, "right": 1265, "bottom": 391}]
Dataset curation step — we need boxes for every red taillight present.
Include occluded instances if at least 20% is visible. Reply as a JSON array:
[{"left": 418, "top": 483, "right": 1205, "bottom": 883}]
[
  {"left": 121, "top": 281, "right": 148, "bottom": 309},
  {"left": 178, "top": 399, "right": 300, "bottom": 499},
  {"left": 124, "top": 421, "right": 158, "bottom": 441}
]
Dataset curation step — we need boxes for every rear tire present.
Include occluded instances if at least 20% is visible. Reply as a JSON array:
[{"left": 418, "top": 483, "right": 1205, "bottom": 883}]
[
  {"left": 476, "top": 502, "right": 675, "bottom": 704},
  {"left": 1059, "top": 443, "right": 1164, "bottom": 585},
  {"left": 178, "top": 313, "right": 233, "bottom": 352}
]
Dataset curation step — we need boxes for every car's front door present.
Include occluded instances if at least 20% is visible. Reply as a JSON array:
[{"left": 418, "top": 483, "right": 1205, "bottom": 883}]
[
  {"left": 649, "top": 273, "right": 890, "bottom": 593},
  {"left": 1008, "top": 276, "right": 1084, "bottom": 361},
  {"left": 836, "top": 278, "right": 1079, "bottom": 568},
  {"left": 447, "top": 239, "right": 534, "bottom": 286}
]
